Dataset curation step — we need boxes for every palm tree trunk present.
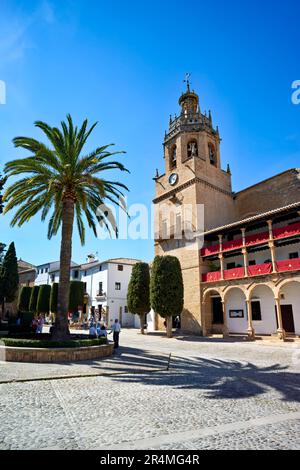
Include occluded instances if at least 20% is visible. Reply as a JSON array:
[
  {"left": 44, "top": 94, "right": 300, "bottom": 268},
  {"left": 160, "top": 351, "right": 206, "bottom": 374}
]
[{"left": 52, "top": 198, "right": 74, "bottom": 340}]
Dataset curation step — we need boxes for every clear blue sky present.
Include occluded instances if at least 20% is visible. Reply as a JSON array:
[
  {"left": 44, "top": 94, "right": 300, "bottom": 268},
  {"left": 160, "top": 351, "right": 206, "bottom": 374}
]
[{"left": 0, "top": 0, "right": 299, "bottom": 265}]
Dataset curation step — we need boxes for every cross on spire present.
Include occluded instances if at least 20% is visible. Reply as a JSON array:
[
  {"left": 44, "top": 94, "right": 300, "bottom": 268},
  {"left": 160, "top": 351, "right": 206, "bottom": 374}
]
[{"left": 183, "top": 72, "right": 191, "bottom": 92}]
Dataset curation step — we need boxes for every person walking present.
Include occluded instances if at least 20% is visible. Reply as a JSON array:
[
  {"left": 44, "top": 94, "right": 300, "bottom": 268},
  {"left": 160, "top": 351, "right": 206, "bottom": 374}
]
[{"left": 110, "top": 319, "right": 121, "bottom": 348}]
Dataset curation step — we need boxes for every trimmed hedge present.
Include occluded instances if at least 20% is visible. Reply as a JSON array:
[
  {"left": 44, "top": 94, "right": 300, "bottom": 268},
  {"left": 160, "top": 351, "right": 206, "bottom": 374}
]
[
  {"left": 18, "top": 286, "right": 32, "bottom": 312},
  {"left": 50, "top": 283, "right": 58, "bottom": 314},
  {"left": 37, "top": 284, "right": 51, "bottom": 314},
  {"left": 29, "top": 285, "right": 40, "bottom": 312},
  {"left": 1, "top": 337, "right": 107, "bottom": 348},
  {"left": 69, "top": 281, "right": 85, "bottom": 312}
]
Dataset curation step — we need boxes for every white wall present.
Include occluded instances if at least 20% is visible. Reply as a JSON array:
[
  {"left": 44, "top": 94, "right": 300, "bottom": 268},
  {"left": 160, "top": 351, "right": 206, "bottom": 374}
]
[
  {"left": 226, "top": 289, "right": 248, "bottom": 333},
  {"left": 250, "top": 286, "right": 277, "bottom": 335}
]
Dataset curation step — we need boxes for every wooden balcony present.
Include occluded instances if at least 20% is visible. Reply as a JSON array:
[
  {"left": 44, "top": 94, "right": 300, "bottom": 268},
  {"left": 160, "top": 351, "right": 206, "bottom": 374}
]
[
  {"left": 202, "top": 259, "right": 300, "bottom": 283},
  {"left": 201, "top": 222, "right": 300, "bottom": 257}
]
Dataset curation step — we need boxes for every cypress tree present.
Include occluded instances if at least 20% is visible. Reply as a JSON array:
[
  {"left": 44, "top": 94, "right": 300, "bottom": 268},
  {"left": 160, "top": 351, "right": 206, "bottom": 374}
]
[
  {"left": 0, "top": 242, "right": 19, "bottom": 317},
  {"left": 150, "top": 255, "right": 184, "bottom": 338},
  {"left": 68, "top": 281, "right": 84, "bottom": 313},
  {"left": 50, "top": 283, "right": 58, "bottom": 314},
  {"left": 127, "top": 262, "right": 150, "bottom": 334},
  {"left": 29, "top": 285, "right": 40, "bottom": 312},
  {"left": 36, "top": 284, "right": 51, "bottom": 315},
  {"left": 18, "top": 286, "right": 32, "bottom": 312}
]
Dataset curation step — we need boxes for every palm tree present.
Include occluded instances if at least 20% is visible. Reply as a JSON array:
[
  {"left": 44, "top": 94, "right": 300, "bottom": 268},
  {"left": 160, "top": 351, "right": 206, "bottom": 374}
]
[{"left": 3, "top": 115, "right": 129, "bottom": 340}]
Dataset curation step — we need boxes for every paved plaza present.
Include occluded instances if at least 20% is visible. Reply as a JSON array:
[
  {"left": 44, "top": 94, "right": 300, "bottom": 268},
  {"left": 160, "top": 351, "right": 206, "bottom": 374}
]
[{"left": 1, "top": 330, "right": 300, "bottom": 450}]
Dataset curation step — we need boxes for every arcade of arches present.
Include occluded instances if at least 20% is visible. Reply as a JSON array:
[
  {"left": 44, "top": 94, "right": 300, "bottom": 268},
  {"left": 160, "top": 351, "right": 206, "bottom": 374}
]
[{"left": 202, "top": 277, "right": 300, "bottom": 340}]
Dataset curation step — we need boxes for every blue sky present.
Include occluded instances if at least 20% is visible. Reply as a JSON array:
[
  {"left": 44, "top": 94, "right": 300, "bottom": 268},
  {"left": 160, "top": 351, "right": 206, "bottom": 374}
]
[{"left": 0, "top": 0, "right": 299, "bottom": 265}]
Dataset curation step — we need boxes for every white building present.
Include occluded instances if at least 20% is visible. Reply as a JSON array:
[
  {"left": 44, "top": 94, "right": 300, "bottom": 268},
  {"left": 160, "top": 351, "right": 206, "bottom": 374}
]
[
  {"left": 34, "top": 256, "right": 154, "bottom": 330},
  {"left": 35, "top": 260, "right": 80, "bottom": 286}
]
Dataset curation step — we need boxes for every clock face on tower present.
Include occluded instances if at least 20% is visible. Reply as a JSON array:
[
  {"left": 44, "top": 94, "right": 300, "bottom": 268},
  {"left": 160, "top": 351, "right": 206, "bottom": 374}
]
[{"left": 168, "top": 173, "right": 178, "bottom": 186}]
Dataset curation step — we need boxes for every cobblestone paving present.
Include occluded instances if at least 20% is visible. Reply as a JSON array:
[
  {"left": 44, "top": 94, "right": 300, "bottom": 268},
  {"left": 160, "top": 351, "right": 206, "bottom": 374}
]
[{"left": 0, "top": 330, "right": 300, "bottom": 449}]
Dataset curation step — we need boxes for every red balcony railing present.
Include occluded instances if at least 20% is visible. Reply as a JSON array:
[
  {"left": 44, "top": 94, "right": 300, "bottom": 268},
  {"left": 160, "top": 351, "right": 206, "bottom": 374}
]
[
  {"left": 202, "top": 259, "right": 300, "bottom": 282},
  {"left": 276, "top": 258, "right": 300, "bottom": 272},
  {"left": 273, "top": 222, "right": 300, "bottom": 241},
  {"left": 224, "top": 267, "right": 245, "bottom": 280},
  {"left": 202, "top": 271, "right": 221, "bottom": 282},
  {"left": 201, "top": 222, "right": 300, "bottom": 257},
  {"left": 247, "top": 263, "right": 272, "bottom": 277}
]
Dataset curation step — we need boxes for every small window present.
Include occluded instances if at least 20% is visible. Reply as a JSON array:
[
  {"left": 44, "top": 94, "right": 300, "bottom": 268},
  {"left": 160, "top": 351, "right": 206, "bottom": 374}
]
[
  {"left": 73, "top": 270, "right": 79, "bottom": 279},
  {"left": 117, "top": 265, "right": 124, "bottom": 271},
  {"left": 98, "top": 282, "right": 103, "bottom": 295},
  {"left": 208, "top": 143, "right": 217, "bottom": 166},
  {"left": 51, "top": 274, "right": 55, "bottom": 282},
  {"left": 41, "top": 268, "right": 44, "bottom": 274},
  {"left": 226, "top": 262, "right": 236, "bottom": 270},
  {"left": 84, "top": 282, "right": 87, "bottom": 292},
  {"left": 170, "top": 146, "right": 177, "bottom": 169},
  {"left": 289, "top": 252, "right": 299, "bottom": 259},
  {"left": 249, "top": 260, "right": 256, "bottom": 266},
  {"left": 115, "top": 282, "right": 121, "bottom": 291},
  {"left": 99, "top": 265, "right": 102, "bottom": 271},
  {"left": 124, "top": 306, "right": 128, "bottom": 313},
  {"left": 251, "top": 301, "right": 262, "bottom": 321},
  {"left": 187, "top": 141, "right": 198, "bottom": 159},
  {"left": 84, "top": 270, "right": 87, "bottom": 276},
  {"left": 45, "top": 268, "right": 48, "bottom": 273}
]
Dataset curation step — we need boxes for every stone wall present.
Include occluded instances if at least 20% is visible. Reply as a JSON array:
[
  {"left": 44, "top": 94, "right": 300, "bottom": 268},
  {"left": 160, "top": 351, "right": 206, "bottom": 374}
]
[
  {"left": 1, "top": 343, "right": 114, "bottom": 363},
  {"left": 235, "top": 169, "right": 300, "bottom": 220}
]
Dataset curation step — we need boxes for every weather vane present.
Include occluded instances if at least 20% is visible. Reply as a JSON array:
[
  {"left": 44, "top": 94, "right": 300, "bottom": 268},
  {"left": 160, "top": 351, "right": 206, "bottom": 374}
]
[{"left": 184, "top": 72, "right": 191, "bottom": 91}]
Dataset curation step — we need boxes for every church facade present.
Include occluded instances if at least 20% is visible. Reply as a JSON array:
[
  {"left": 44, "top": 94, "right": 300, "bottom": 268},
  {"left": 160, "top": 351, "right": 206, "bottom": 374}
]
[{"left": 153, "top": 83, "right": 300, "bottom": 340}]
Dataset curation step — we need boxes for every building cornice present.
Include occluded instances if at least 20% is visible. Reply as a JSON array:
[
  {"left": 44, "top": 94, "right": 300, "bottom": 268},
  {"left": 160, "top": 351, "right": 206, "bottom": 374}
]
[{"left": 153, "top": 177, "right": 233, "bottom": 204}]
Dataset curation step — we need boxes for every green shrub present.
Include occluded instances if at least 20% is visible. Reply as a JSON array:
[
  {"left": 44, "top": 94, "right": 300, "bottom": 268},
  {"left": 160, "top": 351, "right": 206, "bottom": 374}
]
[
  {"left": 18, "top": 286, "right": 32, "bottom": 312},
  {"left": 36, "top": 284, "right": 51, "bottom": 314},
  {"left": 69, "top": 281, "right": 85, "bottom": 312},
  {"left": 50, "top": 283, "right": 58, "bottom": 313},
  {"left": 29, "top": 285, "right": 40, "bottom": 312}
]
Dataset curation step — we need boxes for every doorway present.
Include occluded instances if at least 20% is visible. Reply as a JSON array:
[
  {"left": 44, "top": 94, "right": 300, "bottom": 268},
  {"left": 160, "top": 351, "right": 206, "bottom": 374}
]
[
  {"left": 212, "top": 297, "right": 224, "bottom": 324},
  {"left": 276, "top": 304, "right": 295, "bottom": 333}
]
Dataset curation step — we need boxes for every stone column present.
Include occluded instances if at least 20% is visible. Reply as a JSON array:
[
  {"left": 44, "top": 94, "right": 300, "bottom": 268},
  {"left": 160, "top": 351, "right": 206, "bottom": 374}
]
[
  {"left": 218, "top": 253, "right": 225, "bottom": 281},
  {"left": 221, "top": 300, "right": 229, "bottom": 338},
  {"left": 246, "top": 299, "right": 255, "bottom": 340},
  {"left": 267, "top": 220, "right": 277, "bottom": 273},
  {"left": 268, "top": 241, "right": 277, "bottom": 273},
  {"left": 275, "top": 297, "right": 286, "bottom": 340},
  {"left": 242, "top": 248, "right": 249, "bottom": 277}
]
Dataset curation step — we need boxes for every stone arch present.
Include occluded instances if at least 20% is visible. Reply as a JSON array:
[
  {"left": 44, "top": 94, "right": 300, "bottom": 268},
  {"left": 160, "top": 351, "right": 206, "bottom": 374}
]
[
  {"left": 274, "top": 277, "right": 300, "bottom": 298},
  {"left": 248, "top": 282, "right": 275, "bottom": 301},
  {"left": 202, "top": 288, "right": 223, "bottom": 336},
  {"left": 223, "top": 285, "right": 247, "bottom": 303},
  {"left": 223, "top": 286, "right": 248, "bottom": 335},
  {"left": 169, "top": 144, "right": 177, "bottom": 170},
  {"left": 202, "top": 287, "right": 223, "bottom": 303},
  {"left": 187, "top": 140, "right": 198, "bottom": 159},
  {"left": 247, "top": 283, "right": 277, "bottom": 335},
  {"left": 275, "top": 279, "right": 300, "bottom": 335}
]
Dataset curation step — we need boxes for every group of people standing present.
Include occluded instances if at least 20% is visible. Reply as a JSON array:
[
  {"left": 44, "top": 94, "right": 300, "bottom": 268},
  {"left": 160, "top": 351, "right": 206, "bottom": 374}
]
[
  {"left": 31, "top": 315, "right": 45, "bottom": 334},
  {"left": 89, "top": 318, "right": 121, "bottom": 349}
]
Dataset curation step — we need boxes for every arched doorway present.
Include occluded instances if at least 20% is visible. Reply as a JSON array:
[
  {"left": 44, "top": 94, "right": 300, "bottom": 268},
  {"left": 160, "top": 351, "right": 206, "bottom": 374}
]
[
  {"left": 248, "top": 284, "right": 277, "bottom": 335},
  {"left": 224, "top": 287, "right": 247, "bottom": 334},
  {"left": 202, "top": 289, "right": 224, "bottom": 335},
  {"left": 278, "top": 280, "right": 300, "bottom": 335}
]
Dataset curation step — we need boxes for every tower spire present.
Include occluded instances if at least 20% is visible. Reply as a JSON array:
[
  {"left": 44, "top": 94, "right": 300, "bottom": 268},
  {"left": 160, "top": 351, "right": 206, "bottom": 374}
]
[{"left": 183, "top": 72, "right": 191, "bottom": 92}]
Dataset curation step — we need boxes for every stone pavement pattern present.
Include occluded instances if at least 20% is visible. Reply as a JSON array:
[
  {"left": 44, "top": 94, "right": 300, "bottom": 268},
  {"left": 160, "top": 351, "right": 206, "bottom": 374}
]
[{"left": 0, "top": 330, "right": 300, "bottom": 450}]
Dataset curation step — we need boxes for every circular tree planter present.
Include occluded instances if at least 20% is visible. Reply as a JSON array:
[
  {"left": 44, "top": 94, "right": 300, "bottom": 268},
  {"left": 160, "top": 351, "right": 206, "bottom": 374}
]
[{"left": 0, "top": 342, "right": 114, "bottom": 363}]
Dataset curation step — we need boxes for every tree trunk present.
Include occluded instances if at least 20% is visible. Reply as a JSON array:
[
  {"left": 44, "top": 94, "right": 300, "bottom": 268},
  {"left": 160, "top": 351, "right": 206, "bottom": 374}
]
[
  {"left": 166, "top": 316, "right": 173, "bottom": 338},
  {"left": 52, "top": 198, "right": 74, "bottom": 341},
  {"left": 140, "top": 312, "right": 145, "bottom": 334}
]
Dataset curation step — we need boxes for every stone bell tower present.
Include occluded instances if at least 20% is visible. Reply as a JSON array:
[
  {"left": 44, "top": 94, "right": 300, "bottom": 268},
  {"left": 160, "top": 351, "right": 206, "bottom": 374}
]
[{"left": 153, "top": 78, "right": 235, "bottom": 333}]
